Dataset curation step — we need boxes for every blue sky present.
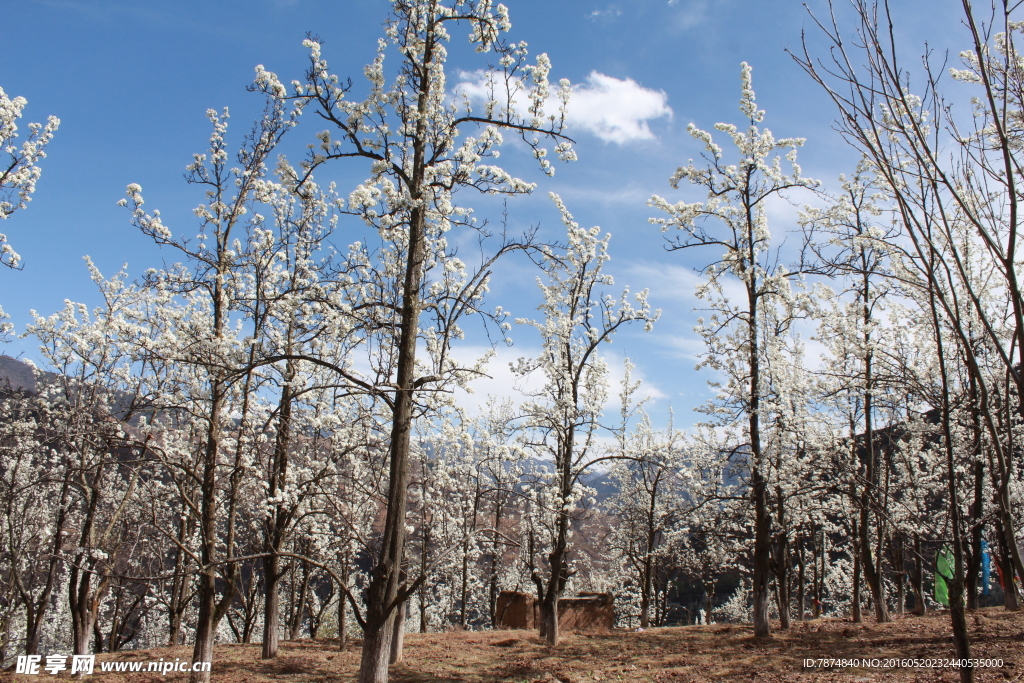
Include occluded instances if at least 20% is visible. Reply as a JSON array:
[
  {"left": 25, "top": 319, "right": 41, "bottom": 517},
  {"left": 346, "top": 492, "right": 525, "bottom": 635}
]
[{"left": 1, "top": 0, "right": 969, "bottom": 429}]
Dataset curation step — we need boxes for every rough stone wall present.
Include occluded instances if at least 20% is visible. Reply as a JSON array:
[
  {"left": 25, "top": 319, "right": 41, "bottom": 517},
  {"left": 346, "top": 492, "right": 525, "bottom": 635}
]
[
  {"left": 495, "top": 591, "right": 614, "bottom": 631},
  {"left": 495, "top": 591, "right": 536, "bottom": 629},
  {"left": 559, "top": 593, "right": 614, "bottom": 631}
]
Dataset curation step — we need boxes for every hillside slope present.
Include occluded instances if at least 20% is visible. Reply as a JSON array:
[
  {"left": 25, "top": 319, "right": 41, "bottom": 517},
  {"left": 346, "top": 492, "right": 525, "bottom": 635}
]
[{"left": 6, "top": 608, "right": 1020, "bottom": 682}]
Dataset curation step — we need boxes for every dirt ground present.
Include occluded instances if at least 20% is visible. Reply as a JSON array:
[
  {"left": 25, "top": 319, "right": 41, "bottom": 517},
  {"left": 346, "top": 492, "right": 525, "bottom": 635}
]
[{"left": 4, "top": 607, "right": 1023, "bottom": 682}]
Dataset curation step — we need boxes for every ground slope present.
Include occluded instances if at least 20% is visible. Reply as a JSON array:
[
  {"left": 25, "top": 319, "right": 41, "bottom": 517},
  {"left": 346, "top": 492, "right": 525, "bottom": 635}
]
[{"left": 4, "top": 608, "right": 1022, "bottom": 682}]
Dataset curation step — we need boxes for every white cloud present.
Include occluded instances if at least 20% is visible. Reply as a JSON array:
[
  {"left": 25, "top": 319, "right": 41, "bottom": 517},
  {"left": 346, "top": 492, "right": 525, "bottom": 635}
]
[
  {"left": 453, "top": 70, "right": 672, "bottom": 145},
  {"left": 449, "top": 343, "right": 667, "bottom": 417},
  {"left": 450, "top": 343, "right": 545, "bottom": 415},
  {"left": 570, "top": 72, "right": 673, "bottom": 144}
]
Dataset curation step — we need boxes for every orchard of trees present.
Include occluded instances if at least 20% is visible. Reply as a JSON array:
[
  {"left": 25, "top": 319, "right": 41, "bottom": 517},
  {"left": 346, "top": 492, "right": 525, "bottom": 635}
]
[{"left": 1, "top": 1, "right": 1023, "bottom": 683}]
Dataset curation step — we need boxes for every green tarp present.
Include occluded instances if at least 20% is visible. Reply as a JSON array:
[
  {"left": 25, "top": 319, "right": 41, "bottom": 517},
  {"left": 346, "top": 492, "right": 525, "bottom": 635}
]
[{"left": 934, "top": 545, "right": 954, "bottom": 607}]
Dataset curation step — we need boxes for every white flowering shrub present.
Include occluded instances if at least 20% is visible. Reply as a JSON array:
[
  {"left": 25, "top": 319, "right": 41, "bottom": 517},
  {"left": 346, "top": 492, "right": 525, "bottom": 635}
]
[{"left": 712, "top": 581, "right": 752, "bottom": 624}]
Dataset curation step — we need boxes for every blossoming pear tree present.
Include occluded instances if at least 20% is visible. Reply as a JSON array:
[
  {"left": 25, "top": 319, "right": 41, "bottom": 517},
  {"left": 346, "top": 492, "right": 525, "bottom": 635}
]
[
  {"left": 649, "top": 62, "right": 818, "bottom": 638},
  {"left": 252, "top": 0, "right": 575, "bottom": 678},
  {"left": 513, "top": 194, "right": 657, "bottom": 645},
  {"left": 118, "top": 92, "right": 308, "bottom": 681}
]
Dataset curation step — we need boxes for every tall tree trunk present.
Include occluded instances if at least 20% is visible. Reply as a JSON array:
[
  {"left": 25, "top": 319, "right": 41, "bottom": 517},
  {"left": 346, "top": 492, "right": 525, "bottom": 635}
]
[
  {"left": 990, "top": 389, "right": 1019, "bottom": 611},
  {"left": 539, "top": 594, "right": 559, "bottom": 645},
  {"left": 338, "top": 559, "right": 350, "bottom": 650},
  {"left": 966, "top": 461, "right": 985, "bottom": 612},
  {"left": 540, "top": 446, "right": 573, "bottom": 646},
  {"left": 965, "top": 372, "right": 985, "bottom": 612},
  {"left": 857, "top": 264, "right": 888, "bottom": 627},
  {"left": 262, "top": 353, "right": 297, "bottom": 657},
  {"left": 993, "top": 519, "right": 1020, "bottom": 611},
  {"left": 21, "top": 476, "right": 70, "bottom": 655},
  {"left": 775, "top": 492, "right": 791, "bottom": 630},
  {"left": 639, "top": 553, "right": 653, "bottom": 629},
  {"left": 798, "top": 538, "right": 806, "bottom": 621},
  {"left": 459, "top": 540, "right": 470, "bottom": 630},
  {"left": 418, "top": 588, "right": 427, "bottom": 634},
  {"left": 704, "top": 576, "right": 715, "bottom": 625},
  {"left": 190, "top": 377, "right": 227, "bottom": 683},
  {"left": 387, "top": 571, "right": 407, "bottom": 664},
  {"left": 358, "top": 619, "right": 394, "bottom": 683},
  {"left": 0, "top": 584, "right": 15, "bottom": 663},
  {"left": 168, "top": 508, "right": 192, "bottom": 647},
  {"left": 657, "top": 578, "right": 668, "bottom": 626},
  {"left": 93, "top": 619, "right": 105, "bottom": 655},
  {"left": 357, "top": 138, "right": 429, "bottom": 683},
  {"left": 858, "top": 511, "right": 888, "bottom": 623},
  {"left": 354, "top": 10, "right": 439, "bottom": 671},
  {"left": 813, "top": 530, "right": 822, "bottom": 618},
  {"left": 191, "top": 571, "right": 218, "bottom": 683},
  {"left": 912, "top": 537, "right": 926, "bottom": 616},
  {"left": 389, "top": 598, "right": 406, "bottom": 664},
  {"left": 539, "top": 540, "right": 565, "bottom": 646},
  {"left": 289, "top": 557, "right": 311, "bottom": 641},
  {"left": 70, "top": 556, "right": 105, "bottom": 656},
  {"left": 488, "top": 500, "right": 505, "bottom": 628},
  {"left": 751, "top": 471, "right": 771, "bottom": 638},
  {"left": 747, "top": 265, "right": 771, "bottom": 639},
  {"left": 418, "top": 528, "right": 429, "bottom": 634},
  {"left": 893, "top": 535, "right": 905, "bottom": 616},
  {"left": 70, "top": 478, "right": 102, "bottom": 657},
  {"left": 819, "top": 531, "right": 826, "bottom": 616},
  {"left": 261, "top": 554, "right": 282, "bottom": 658},
  {"left": 852, "top": 524, "right": 862, "bottom": 624},
  {"left": 926, "top": 271, "right": 973, "bottom": 683}
]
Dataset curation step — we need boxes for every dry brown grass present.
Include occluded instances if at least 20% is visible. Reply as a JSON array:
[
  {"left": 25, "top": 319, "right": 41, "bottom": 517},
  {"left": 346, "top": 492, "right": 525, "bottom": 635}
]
[{"left": 4, "top": 607, "right": 1023, "bottom": 682}]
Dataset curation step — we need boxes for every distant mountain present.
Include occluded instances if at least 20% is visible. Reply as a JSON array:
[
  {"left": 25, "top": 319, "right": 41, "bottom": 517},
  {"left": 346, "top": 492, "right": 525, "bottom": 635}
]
[
  {"left": 580, "top": 470, "right": 618, "bottom": 502},
  {"left": 0, "top": 355, "right": 36, "bottom": 393},
  {"left": 520, "top": 458, "right": 620, "bottom": 503}
]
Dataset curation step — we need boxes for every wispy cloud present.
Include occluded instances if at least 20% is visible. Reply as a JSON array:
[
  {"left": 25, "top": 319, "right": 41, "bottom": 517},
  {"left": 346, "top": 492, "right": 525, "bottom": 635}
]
[
  {"left": 555, "top": 183, "right": 655, "bottom": 208},
  {"left": 454, "top": 70, "right": 672, "bottom": 145},
  {"left": 627, "top": 262, "right": 748, "bottom": 311},
  {"left": 28, "top": 0, "right": 176, "bottom": 26},
  {"left": 667, "top": 0, "right": 711, "bottom": 31},
  {"left": 587, "top": 6, "right": 623, "bottom": 21}
]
